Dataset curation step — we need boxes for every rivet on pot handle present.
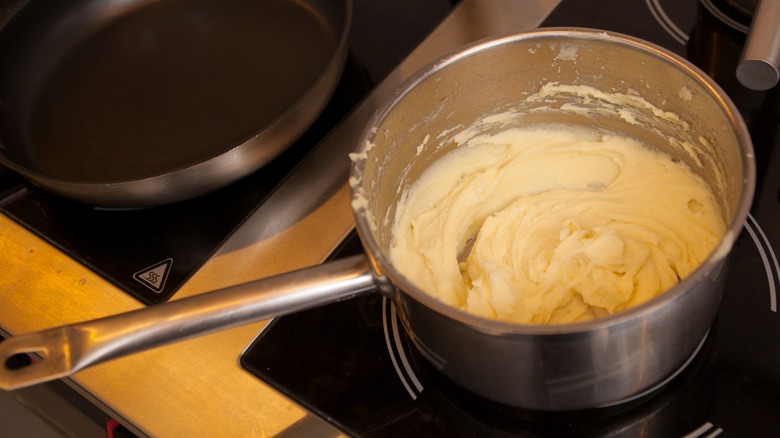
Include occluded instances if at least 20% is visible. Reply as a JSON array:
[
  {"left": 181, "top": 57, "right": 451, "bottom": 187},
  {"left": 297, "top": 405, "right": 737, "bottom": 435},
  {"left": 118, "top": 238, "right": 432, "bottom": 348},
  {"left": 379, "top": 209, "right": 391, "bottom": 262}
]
[
  {"left": 0, "top": 255, "right": 376, "bottom": 391},
  {"left": 737, "top": 0, "right": 780, "bottom": 90}
]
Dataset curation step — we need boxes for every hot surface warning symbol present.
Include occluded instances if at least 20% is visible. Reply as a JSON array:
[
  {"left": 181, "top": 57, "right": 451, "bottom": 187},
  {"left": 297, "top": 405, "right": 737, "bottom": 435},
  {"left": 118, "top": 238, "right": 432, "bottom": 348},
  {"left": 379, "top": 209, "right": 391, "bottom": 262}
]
[{"left": 133, "top": 258, "right": 173, "bottom": 293}]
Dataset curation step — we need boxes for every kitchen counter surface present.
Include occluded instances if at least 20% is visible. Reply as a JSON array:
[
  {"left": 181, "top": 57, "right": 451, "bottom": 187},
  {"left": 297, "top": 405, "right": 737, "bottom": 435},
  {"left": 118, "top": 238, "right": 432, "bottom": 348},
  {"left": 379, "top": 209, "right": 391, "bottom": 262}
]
[{"left": 0, "top": 1, "right": 559, "bottom": 436}]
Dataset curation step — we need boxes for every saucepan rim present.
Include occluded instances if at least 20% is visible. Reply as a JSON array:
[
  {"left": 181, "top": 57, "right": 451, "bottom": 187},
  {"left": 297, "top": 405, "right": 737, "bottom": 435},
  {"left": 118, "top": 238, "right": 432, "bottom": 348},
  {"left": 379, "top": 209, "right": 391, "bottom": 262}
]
[{"left": 349, "top": 27, "right": 756, "bottom": 336}]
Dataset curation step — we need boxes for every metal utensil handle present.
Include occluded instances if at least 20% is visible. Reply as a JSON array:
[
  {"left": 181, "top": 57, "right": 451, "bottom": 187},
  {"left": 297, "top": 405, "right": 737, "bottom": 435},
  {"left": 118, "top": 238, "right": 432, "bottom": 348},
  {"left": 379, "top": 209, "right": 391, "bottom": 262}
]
[
  {"left": 737, "top": 0, "right": 780, "bottom": 90},
  {"left": 0, "top": 254, "right": 375, "bottom": 390}
]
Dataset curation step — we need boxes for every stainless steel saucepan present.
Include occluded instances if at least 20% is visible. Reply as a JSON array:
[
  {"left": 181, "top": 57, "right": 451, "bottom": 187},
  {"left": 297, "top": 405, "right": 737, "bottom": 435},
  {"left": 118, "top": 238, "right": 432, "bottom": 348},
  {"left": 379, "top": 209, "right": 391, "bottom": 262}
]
[{"left": 0, "top": 29, "right": 755, "bottom": 411}]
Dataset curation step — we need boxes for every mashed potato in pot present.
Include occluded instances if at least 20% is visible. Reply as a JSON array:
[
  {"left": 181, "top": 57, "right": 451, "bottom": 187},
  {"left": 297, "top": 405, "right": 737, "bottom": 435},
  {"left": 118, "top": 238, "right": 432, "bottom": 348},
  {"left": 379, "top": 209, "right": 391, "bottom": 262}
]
[{"left": 389, "top": 124, "right": 725, "bottom": 324}]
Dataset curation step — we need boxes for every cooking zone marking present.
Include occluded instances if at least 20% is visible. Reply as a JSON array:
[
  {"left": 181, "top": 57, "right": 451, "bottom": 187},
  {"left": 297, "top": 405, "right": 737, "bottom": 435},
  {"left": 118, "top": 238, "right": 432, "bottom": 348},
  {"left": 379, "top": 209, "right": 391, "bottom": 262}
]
[
  {"left": 383, "top": 298, "right": 424, "bottom": 400},
  {"left": 745, "top": 213, "right": 779, "bottom": 312},
  {"left": 133, "top": 258, "right": 173, "bottom": 293},
  {"left": 684, "top": 422, "right": 723, "bottom": 437},
  {"left": 646, "top": 0, "right": 689, "bottom": 45}
]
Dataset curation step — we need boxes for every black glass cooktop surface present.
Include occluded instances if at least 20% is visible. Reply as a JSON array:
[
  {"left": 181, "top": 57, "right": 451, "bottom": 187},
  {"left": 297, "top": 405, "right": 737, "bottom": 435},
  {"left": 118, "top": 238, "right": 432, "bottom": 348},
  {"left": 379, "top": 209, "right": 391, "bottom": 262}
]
[
  {"left": 242, "top": 227, "right": 780, "bottom": 436},
  {"left": 241, "top": 0, "right": 780, "bottom": 436}
]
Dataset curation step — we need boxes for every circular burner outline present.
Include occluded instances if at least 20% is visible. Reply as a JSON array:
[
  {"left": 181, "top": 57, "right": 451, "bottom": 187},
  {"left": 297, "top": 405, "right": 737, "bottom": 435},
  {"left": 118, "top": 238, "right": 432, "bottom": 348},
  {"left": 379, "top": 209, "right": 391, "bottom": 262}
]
[{"left": 646, "top": 0, "right": 690, "bottom": 45}]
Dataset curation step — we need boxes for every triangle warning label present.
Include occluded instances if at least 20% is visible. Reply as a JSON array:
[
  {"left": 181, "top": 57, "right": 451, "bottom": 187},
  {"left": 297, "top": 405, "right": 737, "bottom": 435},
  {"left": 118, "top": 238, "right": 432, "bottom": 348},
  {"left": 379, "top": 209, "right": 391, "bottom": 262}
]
[{"left": 133, "top": 258, "right": 173, "bottom": 293}]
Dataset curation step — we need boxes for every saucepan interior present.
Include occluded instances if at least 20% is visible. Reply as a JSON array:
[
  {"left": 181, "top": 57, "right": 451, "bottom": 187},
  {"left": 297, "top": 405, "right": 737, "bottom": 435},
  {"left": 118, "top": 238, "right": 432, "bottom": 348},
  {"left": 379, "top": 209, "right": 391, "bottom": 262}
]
[{"left": 349, "top": 28, "right": 754, "bottom": 409}]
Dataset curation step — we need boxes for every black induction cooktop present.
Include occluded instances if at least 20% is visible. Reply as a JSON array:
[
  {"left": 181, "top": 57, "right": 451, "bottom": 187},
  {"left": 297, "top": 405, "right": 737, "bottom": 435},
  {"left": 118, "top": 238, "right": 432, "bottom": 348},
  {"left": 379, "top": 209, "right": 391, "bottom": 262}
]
[{"left": 240, "top": 0, "right": 780, "bottom": 436}]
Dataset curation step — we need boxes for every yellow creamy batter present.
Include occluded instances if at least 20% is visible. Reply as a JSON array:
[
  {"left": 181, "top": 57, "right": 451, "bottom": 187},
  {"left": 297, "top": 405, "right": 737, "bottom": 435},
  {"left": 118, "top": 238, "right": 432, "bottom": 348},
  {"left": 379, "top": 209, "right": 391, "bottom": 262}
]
[{"left": 389, "top": 125, "right": 725, "bottom": 324}]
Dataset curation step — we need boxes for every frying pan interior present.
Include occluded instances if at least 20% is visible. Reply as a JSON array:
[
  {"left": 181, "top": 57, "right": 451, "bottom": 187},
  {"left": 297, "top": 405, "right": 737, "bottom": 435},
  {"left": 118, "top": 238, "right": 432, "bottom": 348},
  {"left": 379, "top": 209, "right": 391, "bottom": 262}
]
[{"left": 0, "top": 0, "right": 349, "bottom": 205}]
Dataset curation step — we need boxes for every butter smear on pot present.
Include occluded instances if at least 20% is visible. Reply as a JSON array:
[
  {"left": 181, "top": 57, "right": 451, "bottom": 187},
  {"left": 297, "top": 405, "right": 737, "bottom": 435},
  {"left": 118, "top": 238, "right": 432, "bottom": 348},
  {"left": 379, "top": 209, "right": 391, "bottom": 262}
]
[{"left": 389, "top": 122, "right": 725, "bottom": 325}]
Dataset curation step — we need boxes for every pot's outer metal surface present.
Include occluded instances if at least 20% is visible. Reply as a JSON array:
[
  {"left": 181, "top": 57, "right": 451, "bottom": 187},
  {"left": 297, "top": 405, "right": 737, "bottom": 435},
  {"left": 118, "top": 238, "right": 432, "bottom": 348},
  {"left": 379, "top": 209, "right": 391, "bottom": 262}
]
[
  {"left": 350, "top": 28, "right": 756, "bottom": 410},
  {"left": 0, "top": 0, "right": 351, "bottom": 207}
]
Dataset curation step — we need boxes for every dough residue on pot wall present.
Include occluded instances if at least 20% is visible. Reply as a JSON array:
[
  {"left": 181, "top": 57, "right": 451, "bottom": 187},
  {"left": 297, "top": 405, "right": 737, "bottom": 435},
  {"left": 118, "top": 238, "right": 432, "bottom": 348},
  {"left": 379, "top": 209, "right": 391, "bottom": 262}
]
[{"left": 389, "top": 124, "right": 725, "bottom": 325}]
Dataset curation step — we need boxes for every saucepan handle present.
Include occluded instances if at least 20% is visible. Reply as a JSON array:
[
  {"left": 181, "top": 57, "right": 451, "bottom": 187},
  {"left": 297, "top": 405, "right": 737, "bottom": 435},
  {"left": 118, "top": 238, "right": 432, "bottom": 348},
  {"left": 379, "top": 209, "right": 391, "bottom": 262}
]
[{"left": 0, "top": 254, "right": 375, "bottom": 390}]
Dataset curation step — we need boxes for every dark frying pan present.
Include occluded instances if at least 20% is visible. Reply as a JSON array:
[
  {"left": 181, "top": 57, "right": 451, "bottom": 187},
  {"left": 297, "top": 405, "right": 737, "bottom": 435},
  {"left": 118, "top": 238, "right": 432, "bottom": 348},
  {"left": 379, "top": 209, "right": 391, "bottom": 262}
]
[{"left": 0, "top": 0, "right": 351, "bottom": 207}]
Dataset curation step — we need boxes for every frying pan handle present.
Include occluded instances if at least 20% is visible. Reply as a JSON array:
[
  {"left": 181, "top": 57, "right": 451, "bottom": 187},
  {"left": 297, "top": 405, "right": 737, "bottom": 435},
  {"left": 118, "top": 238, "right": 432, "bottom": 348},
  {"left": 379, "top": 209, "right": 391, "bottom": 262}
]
[
  {"left": 0, "top": 255, "right": 376, "bottom": 390},
  {"left": 737, "top": 0, "right": 780, "bottom": 90}
]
